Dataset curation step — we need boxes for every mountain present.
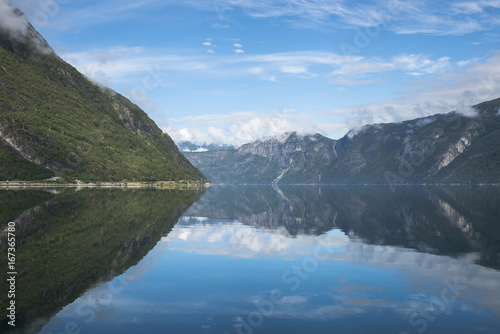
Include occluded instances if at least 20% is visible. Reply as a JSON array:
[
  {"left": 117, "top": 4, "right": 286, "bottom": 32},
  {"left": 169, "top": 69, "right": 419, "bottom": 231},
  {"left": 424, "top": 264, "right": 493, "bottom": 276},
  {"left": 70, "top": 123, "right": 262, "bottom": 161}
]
[
  {"left": 0, "top": 5, "right": 205, "bottom": 182},
  {"left": 185, "top": 98, "right": 500, "bottom": 184},
  {"left": 185, "top": 132, "right": 337, "bottom": 184}
]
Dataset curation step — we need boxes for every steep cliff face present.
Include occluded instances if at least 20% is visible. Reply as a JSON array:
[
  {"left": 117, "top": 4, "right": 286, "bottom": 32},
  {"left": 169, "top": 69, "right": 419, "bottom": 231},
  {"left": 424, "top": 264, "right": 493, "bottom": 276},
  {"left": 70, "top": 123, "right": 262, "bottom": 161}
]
[
  {"left": 185, "top": 98, "right": 500, "bottom": 184},
  {"left": 185, "top": 132, "right": 337, "bottom": 184},
  {"left": 0, "top": 7, "right": 205, "bottom": 182}
]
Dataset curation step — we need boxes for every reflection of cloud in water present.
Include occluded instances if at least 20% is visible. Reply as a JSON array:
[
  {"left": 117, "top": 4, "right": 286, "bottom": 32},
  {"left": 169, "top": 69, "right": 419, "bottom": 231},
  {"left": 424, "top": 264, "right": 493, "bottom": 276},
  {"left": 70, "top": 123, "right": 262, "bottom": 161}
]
[
  {"left": 163, "top": 218, "right": 500, "bottom": 316},
  {"left": 161, "top": 218, "right": 349, "bottom": 258},
  {"left": 46, "top": 217, "right": 500, "bottom": 331}
]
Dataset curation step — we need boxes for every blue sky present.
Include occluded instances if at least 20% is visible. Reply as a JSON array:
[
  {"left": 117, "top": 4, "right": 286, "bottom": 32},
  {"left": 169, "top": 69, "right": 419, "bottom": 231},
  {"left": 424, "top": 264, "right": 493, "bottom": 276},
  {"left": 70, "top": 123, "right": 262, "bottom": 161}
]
[{"left": 9, "top": 0, "right": 500, "bottom": 145}]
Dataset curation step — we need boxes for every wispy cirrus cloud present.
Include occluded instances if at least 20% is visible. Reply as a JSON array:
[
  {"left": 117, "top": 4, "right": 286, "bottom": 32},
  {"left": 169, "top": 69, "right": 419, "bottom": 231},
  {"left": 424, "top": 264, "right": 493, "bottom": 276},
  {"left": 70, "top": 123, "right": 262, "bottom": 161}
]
[
  {"left": 11, "top": 0, "right": 165, "bottom": 29},
  {"left": 280, "top": 65, "right": 308, "bottom": 74},
  {"left": 333, "top": 54, "right": 452, "bottom": 76},
  {"left": 61, "top": 47, "right": 210, "bottom": 84},
  {"left": 13, "top": 0, "right": 500, "bottom": 36},
  {"left": 452, "top": 0, "right": 500, "bottom": 14},
  {"left": 61, "top": 48, "right": 365, "bottom": 88},
  {"left": 180, "top": 0, "right": 500, "bottom": 36}
]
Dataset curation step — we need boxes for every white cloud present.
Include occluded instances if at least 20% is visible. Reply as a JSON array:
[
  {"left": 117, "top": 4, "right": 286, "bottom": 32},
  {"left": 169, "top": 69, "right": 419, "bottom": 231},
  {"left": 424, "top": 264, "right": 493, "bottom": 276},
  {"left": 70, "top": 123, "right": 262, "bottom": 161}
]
[
  {"left": 178, "top": 128, "right": 193, "bottom": 142},
  {"left": 453, "top": 2, "right": 484, "bottom": 14},
  {"left": 246, "top": 66, "right": 277, "bottom": 81},
  {"left": 452, "top": 0, "right": 500, "bottom": 14},
  {"left": 233, "top": 43, "right": 243, "bottom": 48},
  {"left": 0, "top": 0, "right": 29, "bottom": 38},
  {"left": 60, "top": 46, "right": 210, "bottom": 98},
  {"left": 239, "top": 51, "right": 362, "bottom": 65},
  {"left": 248, "top": 66, "right": 263, "bottom": 74},
  {"left": 0, "top": 0, "right": 53, "bottom": 53},
  {"left": 280, "top": 65, "right": 308, "bottom": 74},
  {"left": 321, "top": 52, "right": 500, "bottom": 129},
  {"left": 394, "top": 54, "right": 451, "bottom": 74},
  {"left": 207, "top": 126, "right": 226, "bottom": 143},
  {"left": 231, "top": 51, "right": 363, "bottom": 81},
  {"left": 334, "top": 54, "right": 452, "bottom": 76},
  {"left": 165, "top": 110, "right": 346, "bottom": 146},
  {"left": 189, "top": 147, "right": 209, "bottom": 152},
  {"left": 202, "top": 41, "right": 212, "bottom": 46},
  {"left": 233, "top": 48, "right": 245, "bottom": 54}
]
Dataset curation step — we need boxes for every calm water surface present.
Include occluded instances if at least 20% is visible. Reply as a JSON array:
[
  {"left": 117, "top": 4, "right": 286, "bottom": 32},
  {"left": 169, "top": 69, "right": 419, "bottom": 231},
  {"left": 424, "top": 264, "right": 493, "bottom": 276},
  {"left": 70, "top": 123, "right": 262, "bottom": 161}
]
[{"left": 1, "top": 186, "right": 499, "bottom": 334}]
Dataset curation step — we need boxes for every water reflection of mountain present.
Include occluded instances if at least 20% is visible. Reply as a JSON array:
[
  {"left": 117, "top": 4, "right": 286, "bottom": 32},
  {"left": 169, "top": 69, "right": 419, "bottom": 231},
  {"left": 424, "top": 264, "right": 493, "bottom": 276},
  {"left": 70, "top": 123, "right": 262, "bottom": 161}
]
[
  {"left": 184, "top": 185, "right": 500, "bottom": 269},
  {"left": 0, "top": 188, "right": 204, "bottom": 333},
  {"left": 184, "top": 186, "right": 339, "bottom": 235}
]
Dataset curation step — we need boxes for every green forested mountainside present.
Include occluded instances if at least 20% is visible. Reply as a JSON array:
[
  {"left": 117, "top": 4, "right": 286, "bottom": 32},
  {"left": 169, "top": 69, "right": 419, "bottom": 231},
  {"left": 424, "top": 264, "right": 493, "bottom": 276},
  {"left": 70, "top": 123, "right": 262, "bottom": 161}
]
[
  {"left": 0, "top": 140, "right": 55, "bottom": 180},
  {"left": 0, "top": 15, "right": 205, "bottom": 182},
  {"left": 186, "top": 98, "right": 500, "bottom": 185}
]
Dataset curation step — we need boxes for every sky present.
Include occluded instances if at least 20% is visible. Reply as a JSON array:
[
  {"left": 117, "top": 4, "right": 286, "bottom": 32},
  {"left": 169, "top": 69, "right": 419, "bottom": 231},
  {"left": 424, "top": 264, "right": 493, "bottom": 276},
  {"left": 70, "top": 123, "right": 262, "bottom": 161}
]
[{"left": 5, "top": 0, "right": 500, "bottom": 145}]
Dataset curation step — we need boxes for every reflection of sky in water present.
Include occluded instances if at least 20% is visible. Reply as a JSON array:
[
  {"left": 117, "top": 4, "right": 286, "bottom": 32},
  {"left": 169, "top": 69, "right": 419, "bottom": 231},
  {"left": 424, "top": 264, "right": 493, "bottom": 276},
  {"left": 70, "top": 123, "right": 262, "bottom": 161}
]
[{"left": 40, "top": 218, "right": 500, "bottom": 334}]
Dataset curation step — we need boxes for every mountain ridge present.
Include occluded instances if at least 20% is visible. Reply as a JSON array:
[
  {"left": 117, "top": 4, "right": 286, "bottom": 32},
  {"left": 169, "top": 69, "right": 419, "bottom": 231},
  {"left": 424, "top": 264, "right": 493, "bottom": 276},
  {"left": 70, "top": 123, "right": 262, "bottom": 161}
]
[
  {"left": 0, "top": 7, "right": 205, "bottom": 182},
  {"left": 185, "top": 98, "right": 500, "bottom": 185}
]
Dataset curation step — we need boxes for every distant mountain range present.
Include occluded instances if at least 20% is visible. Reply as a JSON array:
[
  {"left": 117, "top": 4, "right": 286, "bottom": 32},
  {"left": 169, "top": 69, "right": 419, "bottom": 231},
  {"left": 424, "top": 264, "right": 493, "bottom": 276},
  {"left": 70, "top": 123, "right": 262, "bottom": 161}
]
[
  {"left": 185, "top": 98, "right": 500, "bottom": 185},
  {"left": 0, "top": 5, "right": 204, "bottom": 182}
]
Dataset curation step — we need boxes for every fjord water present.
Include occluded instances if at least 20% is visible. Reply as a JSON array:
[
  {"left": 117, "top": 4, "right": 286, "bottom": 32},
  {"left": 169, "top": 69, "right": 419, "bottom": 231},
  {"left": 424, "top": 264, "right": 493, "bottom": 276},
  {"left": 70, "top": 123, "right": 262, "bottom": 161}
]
[{"left": 1, "top": 187, "right": 500, "bottom": 334}]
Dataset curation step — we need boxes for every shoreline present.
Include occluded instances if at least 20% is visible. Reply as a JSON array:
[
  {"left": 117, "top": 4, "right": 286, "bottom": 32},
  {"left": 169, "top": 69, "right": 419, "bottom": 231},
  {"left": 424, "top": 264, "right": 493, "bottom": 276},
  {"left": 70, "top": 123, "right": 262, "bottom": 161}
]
[
  {"left": 0, "top": 181, "right": 212, "bottom": 189},
  {"left": 1, "top": 182, "right": 498, "bottom": 189}
]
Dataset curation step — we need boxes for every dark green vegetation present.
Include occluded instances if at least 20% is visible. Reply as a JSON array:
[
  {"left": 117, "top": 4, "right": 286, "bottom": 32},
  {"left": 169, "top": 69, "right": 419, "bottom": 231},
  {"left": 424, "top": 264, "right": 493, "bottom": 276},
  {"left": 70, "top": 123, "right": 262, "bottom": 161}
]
[
  {"left": 0, "top": 140, "right": 55, "bottom": 180},
  {"left": 186, "top": 98, "right": 500, "bottom": 184},
  {"left": 185, "top": 185, "right": 500, "bottom": 269},
  {"left": 0, "top": 11, "right": 205, "bottom": 182},
  {"left": 0, "top": 189, "right": 54, "bottom": 225},
  {"left": 0, "top": 187, "right": 205, "bottom": 333}
]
